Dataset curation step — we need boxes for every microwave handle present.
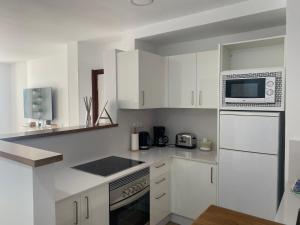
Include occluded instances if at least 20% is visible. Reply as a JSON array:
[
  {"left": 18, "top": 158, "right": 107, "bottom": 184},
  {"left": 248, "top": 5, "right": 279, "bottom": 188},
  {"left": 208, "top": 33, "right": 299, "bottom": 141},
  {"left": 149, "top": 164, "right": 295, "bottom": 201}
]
[{"left": 110, "top": 186, "right": 149, "bottom": 211}]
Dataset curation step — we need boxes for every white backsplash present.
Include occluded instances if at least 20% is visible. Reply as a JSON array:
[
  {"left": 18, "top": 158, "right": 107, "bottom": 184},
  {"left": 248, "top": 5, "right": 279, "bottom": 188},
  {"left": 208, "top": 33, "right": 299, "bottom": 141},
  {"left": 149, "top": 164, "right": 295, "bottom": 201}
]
[{"left": 154, "top": 108, "right": 218, "bottom": 150}]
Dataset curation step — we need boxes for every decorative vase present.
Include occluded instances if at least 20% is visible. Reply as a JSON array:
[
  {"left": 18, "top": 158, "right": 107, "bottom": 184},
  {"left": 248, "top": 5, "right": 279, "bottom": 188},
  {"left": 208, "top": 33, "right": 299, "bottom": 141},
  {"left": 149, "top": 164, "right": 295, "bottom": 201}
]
[{"left": 85, "top": 112, "right": 92, "bottom": 127}]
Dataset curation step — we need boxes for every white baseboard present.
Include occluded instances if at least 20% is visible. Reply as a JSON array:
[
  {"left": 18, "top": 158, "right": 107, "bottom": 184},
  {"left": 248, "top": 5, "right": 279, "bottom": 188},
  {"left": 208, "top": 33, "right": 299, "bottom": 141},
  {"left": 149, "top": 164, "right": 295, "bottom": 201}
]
[
  {"left": 170, "top": 214, "right": 193, "bottom": 225},
  {"left": 157, "top": 214, "right": 171, "bottom": 225}
]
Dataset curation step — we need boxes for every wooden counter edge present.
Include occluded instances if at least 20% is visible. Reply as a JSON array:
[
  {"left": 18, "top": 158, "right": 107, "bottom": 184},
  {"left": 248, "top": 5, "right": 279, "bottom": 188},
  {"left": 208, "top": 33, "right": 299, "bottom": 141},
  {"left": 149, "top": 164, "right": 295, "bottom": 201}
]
[{"left": 0, "top": 149, "right": 63, "bottom": 167}]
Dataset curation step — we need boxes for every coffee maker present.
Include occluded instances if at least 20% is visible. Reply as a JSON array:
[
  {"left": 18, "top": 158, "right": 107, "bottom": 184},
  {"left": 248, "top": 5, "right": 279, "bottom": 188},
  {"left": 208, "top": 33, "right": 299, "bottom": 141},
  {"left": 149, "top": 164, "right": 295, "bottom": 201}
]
[
  {"left": 153, "top": 126, "right": 169, "bottom": 147},
  {"left": 139, "top": 131, "right": 151, "bottom": 150}
]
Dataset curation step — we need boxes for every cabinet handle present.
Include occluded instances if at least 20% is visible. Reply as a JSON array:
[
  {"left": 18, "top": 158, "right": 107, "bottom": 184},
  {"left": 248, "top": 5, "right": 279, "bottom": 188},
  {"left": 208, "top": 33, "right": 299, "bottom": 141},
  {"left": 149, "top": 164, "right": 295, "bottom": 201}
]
[
  {"left": 155, "top": 193, "right": 166, "bottom": 200},
  {"left": 199, "top": 91, "right": 202, "bottom": 106},
  {"left": 142, "top": 91, "right": 145, "bottom": 106},
  {"left": 155, "top": 163, "right": 166, "bottom": 169},
  {"left": 155, "top": 177, "right": 166, "bottom": 185},
  {"left": 191, "top": 91, "right": 194, "bottom": 106},
  {"left": 210, "top": 167, "right": 213, "bottom": 184},
  {"left": 73, "top": 201, "right": 79, "bottom": 225},
  {"left": 85, "top": 196, "right": 90, "bottom": 219}
]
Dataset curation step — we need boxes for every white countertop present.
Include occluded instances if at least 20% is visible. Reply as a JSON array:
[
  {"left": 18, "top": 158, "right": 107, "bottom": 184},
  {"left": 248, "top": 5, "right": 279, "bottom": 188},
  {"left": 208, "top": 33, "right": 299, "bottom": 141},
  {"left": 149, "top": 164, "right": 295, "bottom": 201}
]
[
  {"left": 54, "top": 147, "right": 217, "bottom": 201},
  {"left": 276, "top": 182, "right": 300, "bottom": 225}
]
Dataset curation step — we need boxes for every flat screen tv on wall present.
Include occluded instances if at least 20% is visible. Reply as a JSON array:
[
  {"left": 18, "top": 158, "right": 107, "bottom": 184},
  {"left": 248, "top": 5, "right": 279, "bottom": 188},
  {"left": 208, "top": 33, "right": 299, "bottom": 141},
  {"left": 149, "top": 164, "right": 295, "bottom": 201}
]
[{"left": 23, "top": 87, "right": 53, "bottom": 121}]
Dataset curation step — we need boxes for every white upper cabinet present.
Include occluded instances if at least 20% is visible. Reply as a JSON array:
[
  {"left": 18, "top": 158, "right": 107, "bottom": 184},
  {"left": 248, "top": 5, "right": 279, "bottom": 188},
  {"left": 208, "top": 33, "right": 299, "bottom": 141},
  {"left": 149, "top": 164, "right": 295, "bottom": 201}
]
[
  {"left": 168, "top": 53, "right": 197, "bottom": 108},
  {"left": 118, "top": 49, "right": 219, "bottom": 109},
  {"left": 196, "top": 50, "right": 219, "bottom": 109},
  {"left": 117, "top": 50, "right": 165, "bottom": 109}
]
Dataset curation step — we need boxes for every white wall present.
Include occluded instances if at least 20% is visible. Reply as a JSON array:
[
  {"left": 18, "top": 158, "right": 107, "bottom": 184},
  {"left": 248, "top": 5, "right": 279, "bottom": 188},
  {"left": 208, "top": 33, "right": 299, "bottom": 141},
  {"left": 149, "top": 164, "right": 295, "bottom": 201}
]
[
  {"left": 102, "top": 50, "right": 119, "bottom": 123},
  {"left": 155, "top": 26, "right": 286, "bottom": 56},
  {"left": 67, "top": 43, "right": 80, "bottom": 126},
  {"left": 10, "top": 62, "right": 28, "bottom": 132},
  {"left": 286, "top": 0, "right": 300, "bottom": 182},
  {"left": 0, "top": 63, "right": 12, "bottom": 134},
  {"left": 13, "top": 109, "right": 156, "bottom": 165},
  {"left": 77, "top": 40, "right": 126, "bottom": 125},
  {"left": 26, "top": 48, "right": 69, "bottom": 127},
  {"left": 78, "top": 41, "right": 104, "bottom": 124}
]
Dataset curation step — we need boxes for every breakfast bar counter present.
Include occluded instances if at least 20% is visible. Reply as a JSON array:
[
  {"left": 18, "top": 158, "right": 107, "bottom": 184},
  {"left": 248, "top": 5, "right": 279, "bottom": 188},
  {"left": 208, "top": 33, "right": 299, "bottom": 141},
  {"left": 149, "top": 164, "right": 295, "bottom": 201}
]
[{"left": 0, "top": 140, "right": 63, "bottom": 167}]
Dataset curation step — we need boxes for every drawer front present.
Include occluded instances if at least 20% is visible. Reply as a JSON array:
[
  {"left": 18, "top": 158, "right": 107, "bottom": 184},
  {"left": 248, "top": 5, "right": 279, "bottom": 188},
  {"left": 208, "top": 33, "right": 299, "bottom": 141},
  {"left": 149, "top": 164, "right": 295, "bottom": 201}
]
[
  {"left": 151, "top": 172, "right": 170, "bottom": 194},
  {"left": 150, "top": 160, "right": 170, "bottom": 180},
  {"left": 150, "top": 181, "right": 170, "bottom": 225}
]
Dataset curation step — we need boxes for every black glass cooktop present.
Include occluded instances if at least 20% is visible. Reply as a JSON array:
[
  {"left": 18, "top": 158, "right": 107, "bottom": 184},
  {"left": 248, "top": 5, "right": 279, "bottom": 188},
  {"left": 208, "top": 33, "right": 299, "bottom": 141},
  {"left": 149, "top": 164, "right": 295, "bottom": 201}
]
[{"left": 72, "top": 156, "right": 144, "bottom": 177}]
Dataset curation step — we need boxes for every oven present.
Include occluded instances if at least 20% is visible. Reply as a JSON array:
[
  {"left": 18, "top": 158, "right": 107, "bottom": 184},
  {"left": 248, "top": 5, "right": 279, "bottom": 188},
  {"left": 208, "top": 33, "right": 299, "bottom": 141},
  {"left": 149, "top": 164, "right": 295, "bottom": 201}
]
[{"left": 109, "top": 168, "right": 150, "bottom": 225}]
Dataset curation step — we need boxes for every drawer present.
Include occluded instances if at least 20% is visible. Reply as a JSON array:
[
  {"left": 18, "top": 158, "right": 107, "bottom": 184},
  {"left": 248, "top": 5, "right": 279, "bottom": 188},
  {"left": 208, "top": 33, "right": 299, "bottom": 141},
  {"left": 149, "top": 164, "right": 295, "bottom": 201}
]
[
  {"left": 150, "top": 186, "right": 170, "bottom": 225},
  {"left": 150, "top": 172, "right": 170, "bottom": 193},
  {"left": 150, "top": 160, "right": 170, "bottom": 180}
]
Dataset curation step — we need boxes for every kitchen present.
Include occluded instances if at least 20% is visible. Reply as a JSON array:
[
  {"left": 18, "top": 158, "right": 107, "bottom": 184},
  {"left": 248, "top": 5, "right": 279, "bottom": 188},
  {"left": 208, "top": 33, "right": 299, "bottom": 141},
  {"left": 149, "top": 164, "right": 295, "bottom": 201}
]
[{"left": 0, "top": 1, "right": 300, "bottom": 225}]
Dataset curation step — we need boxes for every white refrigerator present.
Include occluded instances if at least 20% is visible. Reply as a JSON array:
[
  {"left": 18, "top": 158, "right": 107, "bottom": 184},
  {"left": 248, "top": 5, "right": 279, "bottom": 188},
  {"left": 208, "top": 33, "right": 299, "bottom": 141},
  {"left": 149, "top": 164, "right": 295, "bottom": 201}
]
[{"left": 219, "top": 111, "right": 284, "bottom": 220}]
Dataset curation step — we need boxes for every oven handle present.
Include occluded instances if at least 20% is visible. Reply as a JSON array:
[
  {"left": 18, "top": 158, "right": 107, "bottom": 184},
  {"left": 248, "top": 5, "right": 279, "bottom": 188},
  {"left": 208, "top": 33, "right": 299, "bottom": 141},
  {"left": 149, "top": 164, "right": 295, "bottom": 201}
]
[{"left": 110, "top": 186, "right": 149, "bottom": 211}]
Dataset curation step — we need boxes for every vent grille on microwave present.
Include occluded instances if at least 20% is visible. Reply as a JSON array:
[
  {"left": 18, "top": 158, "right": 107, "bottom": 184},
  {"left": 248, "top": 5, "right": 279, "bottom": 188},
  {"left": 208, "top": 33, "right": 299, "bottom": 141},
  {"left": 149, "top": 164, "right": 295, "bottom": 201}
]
[{"left": 221, "top": 71, "right": 283, "bottom": 110}]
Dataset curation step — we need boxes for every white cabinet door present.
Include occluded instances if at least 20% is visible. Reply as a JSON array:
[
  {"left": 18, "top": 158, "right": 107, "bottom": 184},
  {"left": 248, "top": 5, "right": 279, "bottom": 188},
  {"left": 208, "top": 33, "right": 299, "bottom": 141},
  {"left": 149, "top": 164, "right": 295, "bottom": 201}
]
[
  {"left": 81, "top": 185, "right": 109, "bottom": 225},
  {"left": 171, "top": 158, "right": 217, "bottom": 219},
  {"left": 56, "top": 185, "right": 109, "bottom": 225},
  {"left": 140, "top": 50, "right": 165, "bottom": 109},
  {"left": 56, "top": 195, "right": 81, "bottom": 225},
  {"left": 219, "top": 149, "right": 278, "bottom": 220},
  {"left": 117, "top": 50, "right": 165, "bottom": 109},
  {"left": 220, "top": 111, "right": 280, "bottom": 154},
  {"left": 196, "top": 50, "right": 219, "bottom": 109},
  {"left": 117, "top": 50, "right": 140, "bottom": 109},
  {"left": 168, "top": 53, "right": 197, "bottom": 108}
]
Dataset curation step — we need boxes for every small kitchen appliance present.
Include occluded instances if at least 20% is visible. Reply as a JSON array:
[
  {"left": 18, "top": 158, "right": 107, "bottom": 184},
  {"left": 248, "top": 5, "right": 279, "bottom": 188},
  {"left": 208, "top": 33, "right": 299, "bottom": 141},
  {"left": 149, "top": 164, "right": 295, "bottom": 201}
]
[
  {"left": 153, "top": 126, "right": 169, "bottom": 147},
  {"left": 139, "top": 131, "right": 151, "bottom": 150},
  {"left": 175, "top": 133, "right": 197, "bottom": 149},
  {"left": 221, "top": 68, "right": 284, "bottom": 111},
  {"left": 199, "top": 138, "right": 213, "bottom": 151}
]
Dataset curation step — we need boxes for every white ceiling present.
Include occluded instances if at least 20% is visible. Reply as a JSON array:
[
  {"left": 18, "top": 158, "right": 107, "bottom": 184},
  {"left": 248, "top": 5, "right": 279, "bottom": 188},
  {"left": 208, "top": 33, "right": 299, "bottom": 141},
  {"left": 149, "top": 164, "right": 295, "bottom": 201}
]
[{"left": 0, "top": 0, "right": 247, "bottom": 62}]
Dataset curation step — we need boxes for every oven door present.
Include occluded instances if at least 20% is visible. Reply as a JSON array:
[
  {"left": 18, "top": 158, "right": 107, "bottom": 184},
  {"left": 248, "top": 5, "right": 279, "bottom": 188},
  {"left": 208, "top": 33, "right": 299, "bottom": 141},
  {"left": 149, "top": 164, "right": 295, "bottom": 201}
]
[
  {"left": 225, "top": 78, "right": 267, "bottom": 103},
  {"left": 110, "top": 187, "right": 150, "bottom": 225}
]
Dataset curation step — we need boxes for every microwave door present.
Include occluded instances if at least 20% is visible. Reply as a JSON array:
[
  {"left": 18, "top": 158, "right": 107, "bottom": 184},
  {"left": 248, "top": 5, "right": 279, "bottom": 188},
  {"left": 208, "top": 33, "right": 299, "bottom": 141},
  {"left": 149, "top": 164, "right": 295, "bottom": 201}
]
[{"left": 225, "top": 78, "right": 266, "bottom": 103}]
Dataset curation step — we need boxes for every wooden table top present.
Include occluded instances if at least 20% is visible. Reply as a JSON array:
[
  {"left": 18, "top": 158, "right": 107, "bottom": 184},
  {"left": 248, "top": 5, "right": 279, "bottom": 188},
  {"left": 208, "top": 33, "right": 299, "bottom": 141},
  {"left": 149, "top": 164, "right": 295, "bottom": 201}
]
[{"left": 193, "top": 205, "right": 283, "bottom": 225}]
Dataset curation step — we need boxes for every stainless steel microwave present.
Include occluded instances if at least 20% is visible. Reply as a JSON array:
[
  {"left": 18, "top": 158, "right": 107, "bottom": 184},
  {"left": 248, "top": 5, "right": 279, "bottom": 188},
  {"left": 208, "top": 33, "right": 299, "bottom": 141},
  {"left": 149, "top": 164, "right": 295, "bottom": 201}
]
[
  {"left": 221, "top": 69, "right": 284, "bottom": 111},
  {"left": 224, "top": 77, "right": 276, "bottom": 104}
]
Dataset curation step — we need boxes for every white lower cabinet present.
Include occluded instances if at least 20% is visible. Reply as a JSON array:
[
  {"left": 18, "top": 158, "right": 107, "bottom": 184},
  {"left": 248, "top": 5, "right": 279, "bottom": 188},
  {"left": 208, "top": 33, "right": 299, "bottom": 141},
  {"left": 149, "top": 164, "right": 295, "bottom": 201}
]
[
  {"left": 171, "top": 158, "right": 217, "bottom": 220},
  {"left": 56, "top": 184, "right": 109, "bottom": 225},
  {"left": 150, "top": 160, "right": 171, "bottom": 225}
]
